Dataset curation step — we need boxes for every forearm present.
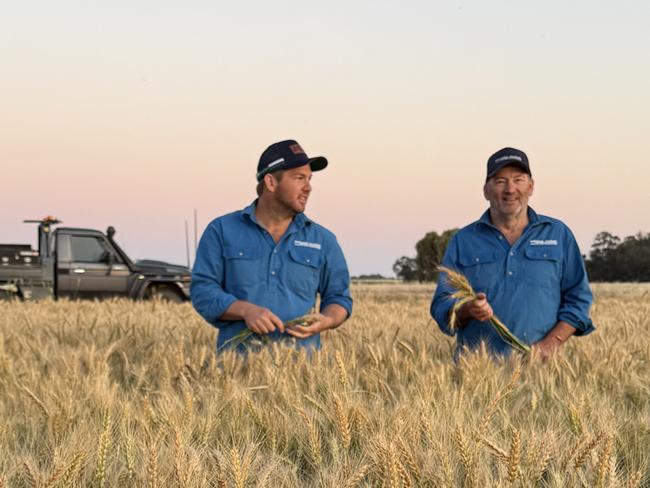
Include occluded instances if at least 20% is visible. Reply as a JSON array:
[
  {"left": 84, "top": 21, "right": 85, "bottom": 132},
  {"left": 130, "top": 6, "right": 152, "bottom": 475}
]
[
  {"left": 220, "top": 300, "right": 258, "bottom": 321},
  {"left": 321, "top": 303, "right": 348, "bottom": 330},
  {"left": 538, "top": 320, "right": 576, "bottom": 347}
]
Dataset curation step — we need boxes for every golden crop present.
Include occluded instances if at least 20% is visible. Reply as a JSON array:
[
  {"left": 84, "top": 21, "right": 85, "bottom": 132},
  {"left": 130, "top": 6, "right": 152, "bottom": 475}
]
[{"left": 0, "top": 283, "right": 648, "bottom": 487}]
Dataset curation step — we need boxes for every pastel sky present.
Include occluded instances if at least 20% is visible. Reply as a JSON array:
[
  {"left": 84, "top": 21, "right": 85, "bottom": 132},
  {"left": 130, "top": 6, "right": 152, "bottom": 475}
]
[{"left": 2, "top": 1, "right": 649, "bottom": 276}]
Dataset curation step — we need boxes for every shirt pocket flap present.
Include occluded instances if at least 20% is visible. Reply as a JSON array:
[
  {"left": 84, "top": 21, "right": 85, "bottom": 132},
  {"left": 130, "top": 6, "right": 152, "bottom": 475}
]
[
  {"left": 524, "top": 247, "right": 561, "bottom": 261},
  {"left": 289, "top": 247, "right": 321, "bottom": 268},
  {"left": 223, "top": 245, "right": 260, "bottom": 260},
  {"left": 458, "top": 251, "right": 499, "bottom": 267}
]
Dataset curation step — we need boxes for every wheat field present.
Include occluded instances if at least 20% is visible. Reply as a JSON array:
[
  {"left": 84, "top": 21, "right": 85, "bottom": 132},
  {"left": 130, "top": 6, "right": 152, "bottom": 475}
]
[{"left": 1, "top": 283, "right": 649, "bottom": 487}]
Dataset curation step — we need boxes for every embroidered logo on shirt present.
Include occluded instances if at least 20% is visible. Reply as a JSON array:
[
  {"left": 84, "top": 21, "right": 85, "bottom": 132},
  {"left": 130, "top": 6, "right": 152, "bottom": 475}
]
[
  {"left": 294, "top": 240, "right": 321, "bottom": 250},
  {"left": 530, "top": 239, "right": 558, "bottom": 246}
]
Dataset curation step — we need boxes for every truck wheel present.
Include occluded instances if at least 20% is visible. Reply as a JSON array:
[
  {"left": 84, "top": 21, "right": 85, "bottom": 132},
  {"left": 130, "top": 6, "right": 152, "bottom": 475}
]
[{"left": 146, "top": 285, "right": 184, "bottom": 303}]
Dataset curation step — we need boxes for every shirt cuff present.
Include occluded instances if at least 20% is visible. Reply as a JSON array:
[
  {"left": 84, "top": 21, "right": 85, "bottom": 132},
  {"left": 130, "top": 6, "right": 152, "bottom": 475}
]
[
  {"left": 209, "top": 293, "right": 239, "bottom": 327},
  {"left": 558, "top": 312, "right": 595, "bottom": 336},
  {"left": 432, "top": 299, "right": 457, "bottom": 337}
]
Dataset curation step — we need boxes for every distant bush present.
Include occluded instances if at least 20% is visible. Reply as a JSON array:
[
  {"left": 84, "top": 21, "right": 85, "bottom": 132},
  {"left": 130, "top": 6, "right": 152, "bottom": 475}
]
[
  {"left": 393, "top": 229, "right": 458, "bottom": 282},
  {"left": 586, "top": 231, "right": 650, "bottom": 281}
]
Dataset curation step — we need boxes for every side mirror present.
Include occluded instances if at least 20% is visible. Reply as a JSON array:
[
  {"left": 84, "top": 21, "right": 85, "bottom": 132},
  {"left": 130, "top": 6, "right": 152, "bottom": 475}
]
[{"left": 102, "top": 251, "right": 114, "bottom": 265}]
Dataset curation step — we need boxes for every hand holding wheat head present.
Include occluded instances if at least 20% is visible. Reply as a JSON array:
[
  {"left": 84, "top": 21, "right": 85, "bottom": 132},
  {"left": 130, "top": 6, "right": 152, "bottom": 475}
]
[
  {"left": 220, "top": 314, "right": 320, "bottom": 350},
  {"left": 437, "top": 265, "right": 530, "bottom": 354}
]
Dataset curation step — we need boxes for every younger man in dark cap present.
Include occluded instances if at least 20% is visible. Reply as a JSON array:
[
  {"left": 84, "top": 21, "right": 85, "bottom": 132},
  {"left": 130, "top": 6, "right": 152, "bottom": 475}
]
[
  {"left": 431, "top": 147, "right": 594, "bottom": 359},
  {"left": 191, "top": 140, "right": 352, "bottom": 352}
]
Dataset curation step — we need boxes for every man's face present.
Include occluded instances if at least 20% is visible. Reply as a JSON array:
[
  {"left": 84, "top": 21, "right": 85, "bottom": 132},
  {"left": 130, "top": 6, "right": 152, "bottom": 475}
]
[
  {"left": 483, "top": 166, "right": 534, "bottom": 219},
  {"left": 272, "top": 165, "right": 313, "bottom": 214}
]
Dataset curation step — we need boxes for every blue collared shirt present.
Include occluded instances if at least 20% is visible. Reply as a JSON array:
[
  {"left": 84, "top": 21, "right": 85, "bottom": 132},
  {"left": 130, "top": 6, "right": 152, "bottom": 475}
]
[
  {"left": 430, "top": 208, "right": 594, "bottom": 356},
  {"left": 191, "top": 201, "right": 352, "bottom": 352}
]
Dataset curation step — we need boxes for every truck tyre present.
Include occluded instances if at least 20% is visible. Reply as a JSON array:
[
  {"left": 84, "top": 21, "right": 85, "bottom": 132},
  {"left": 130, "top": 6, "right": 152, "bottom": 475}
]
[{"left": 146, "top": 285, "right": 184, "bottom": 303}]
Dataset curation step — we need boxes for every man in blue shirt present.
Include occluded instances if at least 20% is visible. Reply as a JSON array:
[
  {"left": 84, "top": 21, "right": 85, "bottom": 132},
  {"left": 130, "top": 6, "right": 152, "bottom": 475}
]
[
  {"left": 191, "top": 139, "right": 352, "bottom": 352},
  {"left": 431, "top": 147, "right": 594, "bottom": 358}
]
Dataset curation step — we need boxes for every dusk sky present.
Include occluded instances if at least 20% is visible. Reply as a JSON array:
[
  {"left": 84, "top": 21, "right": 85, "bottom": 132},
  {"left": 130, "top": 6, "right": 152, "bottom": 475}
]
[{"left": 2, "top": 1, "right": 649, "bottom": 276}]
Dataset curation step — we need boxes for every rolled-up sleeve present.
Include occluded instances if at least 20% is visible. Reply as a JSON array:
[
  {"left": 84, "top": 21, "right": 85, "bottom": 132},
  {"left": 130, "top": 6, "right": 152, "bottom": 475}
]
[
  {"left": 318, "top": 236, "right": 353, "bottom": 318},
  {"left": 190, "top": 221, "right": 238, "bottom": 327},
  {"left": 558, "top": 229, "right": 595, "bottom": 336},
  {"left": 430, "top": 236, "right": 459, "bottom": 336}
]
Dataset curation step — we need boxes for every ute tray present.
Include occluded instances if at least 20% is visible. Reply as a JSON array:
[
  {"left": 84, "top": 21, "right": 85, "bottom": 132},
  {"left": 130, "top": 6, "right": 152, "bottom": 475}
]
[{"left": 0, "top": 244, "right": 41, "bottom": 266}]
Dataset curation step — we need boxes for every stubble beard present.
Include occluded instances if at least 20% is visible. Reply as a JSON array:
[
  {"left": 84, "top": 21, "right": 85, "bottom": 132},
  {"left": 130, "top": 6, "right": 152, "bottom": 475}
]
[
  {"left": 276, "top": 192, "right": 306, "bottom": 217},
  {"left": 495, "top": 195, "right": 528, "bottom": 220}
]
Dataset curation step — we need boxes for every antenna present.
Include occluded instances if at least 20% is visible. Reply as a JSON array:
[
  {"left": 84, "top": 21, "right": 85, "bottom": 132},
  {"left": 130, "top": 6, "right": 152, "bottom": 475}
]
[
  {"left": 185, "top": 220, "right": 190, "bottom": 268},
  {"left": 193, "top": 209, "right": 198, "bottom": 258}
]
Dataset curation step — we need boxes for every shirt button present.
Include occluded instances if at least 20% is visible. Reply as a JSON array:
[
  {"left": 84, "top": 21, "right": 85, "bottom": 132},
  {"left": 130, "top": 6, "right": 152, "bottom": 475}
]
[
  {"left": 508, "top": 271, "right": 513, "bottom": 276},
  {"left": 475, "top": 258, "right": 480, "bottom": 262},
  {"left": 271, "top": 271, "right": 276, "bottom": 276},
  {"left": 498, "top": 236, "right": 503, "bottom": 240},
  {"left": 238, "top": 252, "right": 243, "bottom": 256},
  {"left": 273, "top": 250, "right": 277, "bottom": 254},
  {"left": 306, "top": 258, "right": 310, "bottom": 263},
  {"left": 543, "top": 253, "right": 547, "bottom": 258},
  {"left": 510, "top": 251, "right": 514, "bottom": 256}
]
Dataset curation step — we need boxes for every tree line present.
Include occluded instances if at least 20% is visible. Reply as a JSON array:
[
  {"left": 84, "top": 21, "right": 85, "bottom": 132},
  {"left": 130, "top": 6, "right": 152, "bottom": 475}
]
[
  {"left": 393, "top": 229, "right": 650, "bottom": 282},
  {"left": 585, "top": 231, "right": 650, "bottom": 281}
]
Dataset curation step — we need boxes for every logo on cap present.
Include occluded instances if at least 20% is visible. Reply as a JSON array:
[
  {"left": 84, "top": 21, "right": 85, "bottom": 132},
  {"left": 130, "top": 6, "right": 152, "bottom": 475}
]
[
  {"left": 289, "top": 144, "right": 305, "bottom": 155},
  {"left": 495, "top": 155, "right": 523, "bottom": 163}
]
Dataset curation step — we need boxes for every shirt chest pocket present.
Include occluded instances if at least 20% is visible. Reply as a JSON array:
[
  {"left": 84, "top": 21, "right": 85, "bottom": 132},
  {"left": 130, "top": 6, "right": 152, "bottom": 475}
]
[
  {"left": 523, "top": 247, "right": 562, "bottom": 289},
  {"left": 223, "top": 245, "right": 261, "bottom": 288},
  {"left": 457, "top": 251, "right": 499, "bottom": 293},
  {"left": 287, "top": 247, "right": 321, "bottom": 297}
]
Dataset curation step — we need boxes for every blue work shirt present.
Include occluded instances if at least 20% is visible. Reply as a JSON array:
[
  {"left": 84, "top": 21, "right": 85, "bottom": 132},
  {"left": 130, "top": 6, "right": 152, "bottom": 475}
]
[
  {"left": 431, "top": 207, "right": 594, "bottom": 357},
  {"left": 191, "top": 201, "right": 352, "bottom": 352}
]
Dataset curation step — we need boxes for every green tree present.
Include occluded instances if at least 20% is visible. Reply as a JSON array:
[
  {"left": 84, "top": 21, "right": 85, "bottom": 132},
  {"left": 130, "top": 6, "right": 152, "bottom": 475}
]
[
  {"left": 414, "top": 229, "right": 458, "bottom": 282},
  {"left": 392, "top": 256, "right": 417, "bottom": 281},
  {"left": 586, "top": 231, "right": 650, "bottom": 281},
  {"left": 589, "top": 231, "right": 621, "bottom": 260}
]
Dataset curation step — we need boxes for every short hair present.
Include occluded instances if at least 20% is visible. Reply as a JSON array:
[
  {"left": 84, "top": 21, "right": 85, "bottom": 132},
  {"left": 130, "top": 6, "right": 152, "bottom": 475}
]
[{"left": 256, "top": 170, "right": 285, "bottom": 196}]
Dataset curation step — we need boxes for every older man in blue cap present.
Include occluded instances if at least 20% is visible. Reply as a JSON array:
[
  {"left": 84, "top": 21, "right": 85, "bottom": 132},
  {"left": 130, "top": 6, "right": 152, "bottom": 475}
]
[
  {"left": 191, "top": 140, "right": 352, "bottom": 352},
  {"left": 431, "top": 147, "right": 594, "bottom": 359}
]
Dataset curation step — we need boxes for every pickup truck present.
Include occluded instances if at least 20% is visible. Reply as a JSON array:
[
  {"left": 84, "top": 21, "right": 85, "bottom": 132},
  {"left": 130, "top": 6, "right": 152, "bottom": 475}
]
[{"left": 0, "top": 217, "right": 191, "bottom": 302}]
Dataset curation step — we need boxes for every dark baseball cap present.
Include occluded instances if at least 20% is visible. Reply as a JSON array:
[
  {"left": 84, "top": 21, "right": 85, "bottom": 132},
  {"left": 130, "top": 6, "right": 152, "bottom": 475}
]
[
  {"left": 486, "top": 147, "right": 531, "bottom": 180},
  {"left": 256, "top": 140, "right": 328, "bottom": 182}
]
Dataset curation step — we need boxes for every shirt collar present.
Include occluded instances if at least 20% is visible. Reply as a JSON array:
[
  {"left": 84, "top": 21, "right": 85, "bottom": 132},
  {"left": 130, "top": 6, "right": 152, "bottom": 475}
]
[
  {"left": 242, "top": 201, "right": 258, "bottom": 223},
  {"left": 241, "top": 200, "right": 311, "bottom": 229},
  {"left": 477, "top": 206, "right": 548, "bottom": 229}
]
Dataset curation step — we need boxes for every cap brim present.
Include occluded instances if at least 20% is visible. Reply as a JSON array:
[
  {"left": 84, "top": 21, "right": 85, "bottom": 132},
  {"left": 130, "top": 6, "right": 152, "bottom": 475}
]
[
  {"left": 308, "top": 156, "right": 328, "bottom": 172},
  {"left": 281, "top": 156, "right": 328, "bottom": 173},
  {"left": 487, "top": 161, "right": 531, "bottom": 179}
]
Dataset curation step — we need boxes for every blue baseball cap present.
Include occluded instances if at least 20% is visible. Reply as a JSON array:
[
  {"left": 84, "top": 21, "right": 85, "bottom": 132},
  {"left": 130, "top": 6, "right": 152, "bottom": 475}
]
[
  {"left": 486, "top": 147, "right": 531, "bottom": 181},
  {"left": 256, "top": 140, "right": 328, "bottom": 182}
]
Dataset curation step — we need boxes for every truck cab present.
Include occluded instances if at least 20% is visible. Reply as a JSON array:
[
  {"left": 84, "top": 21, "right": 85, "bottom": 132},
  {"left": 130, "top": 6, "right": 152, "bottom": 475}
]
[{"left": 1, "top": 218, "right": 191, "bottom": 302}]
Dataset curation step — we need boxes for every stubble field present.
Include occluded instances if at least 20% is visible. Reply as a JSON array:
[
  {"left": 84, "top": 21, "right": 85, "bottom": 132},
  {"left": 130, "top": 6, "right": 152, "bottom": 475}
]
[{"left": 1, "top": 283, "right": 649, "bottom": 487}]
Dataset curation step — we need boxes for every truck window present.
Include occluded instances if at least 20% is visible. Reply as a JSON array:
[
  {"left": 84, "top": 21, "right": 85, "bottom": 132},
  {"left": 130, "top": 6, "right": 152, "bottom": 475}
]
[
  {"left": 69, "top": 236, "right": 110, "bottom": 263},
  {"left": 56, "top": 235, "right": 72, "bottom": 262}
]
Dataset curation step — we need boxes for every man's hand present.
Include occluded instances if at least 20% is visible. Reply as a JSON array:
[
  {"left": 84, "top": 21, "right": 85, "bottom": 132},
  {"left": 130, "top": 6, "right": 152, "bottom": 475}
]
[
  {"left": 456, "top": 292, "right": 494, "bottom": 326},
  {"left": 285, "top": 313, "right": 335, "bottom": 339},
  {"left": 221, "top": 301, "right": 284, "bottom": 335},
  {"left": 533, "top": 321, "right": 576, "bottom": 361},
  {"left": 533, "top": 336, "right": 562, "bottom": 361},
  {"left": 242, "top": 304, "right": 285, "bottom": 335},
  {"left": 286, "top": 304, "right": 348, "bottom": 339}
]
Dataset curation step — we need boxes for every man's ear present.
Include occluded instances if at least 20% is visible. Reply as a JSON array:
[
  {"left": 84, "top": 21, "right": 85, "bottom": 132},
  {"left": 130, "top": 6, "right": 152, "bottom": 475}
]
[
  {"left": 483, "top": 182, "right": 489, "bottom": 201},
  {"left": 529, "top": 177, "right": 535, "bottom": 197},
  {"left": 264, "top": 173, "right": 278, "bottom": 193}
]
